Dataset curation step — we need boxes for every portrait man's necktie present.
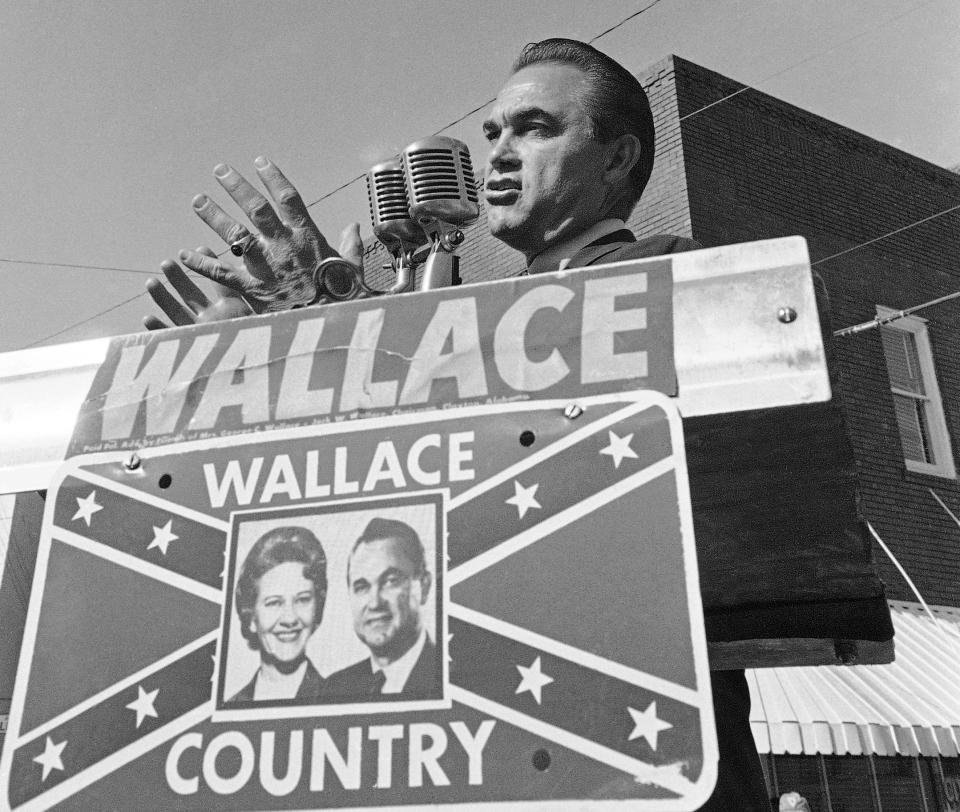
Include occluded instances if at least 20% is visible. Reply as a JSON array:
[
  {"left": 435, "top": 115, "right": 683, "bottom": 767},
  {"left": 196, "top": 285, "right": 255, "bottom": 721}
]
[{"left": 371, "top": 670, "right": 386, "bottom": 695}]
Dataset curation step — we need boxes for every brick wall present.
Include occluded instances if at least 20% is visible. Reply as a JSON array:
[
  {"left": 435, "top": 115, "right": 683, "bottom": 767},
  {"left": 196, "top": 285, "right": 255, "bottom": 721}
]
[
  {"left": 673, "top": 55, "right": 960, "bottom": 606},
  {"left": 628, "top": 56, "right": 693, "bottom": 241}
]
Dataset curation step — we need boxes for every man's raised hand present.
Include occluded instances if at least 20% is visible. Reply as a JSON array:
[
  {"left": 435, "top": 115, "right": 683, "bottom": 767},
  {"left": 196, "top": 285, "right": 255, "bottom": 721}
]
[
  {"left": 143, "top": 249, "right": 253, "bottom": 330},
  {"left": 178, "top": 157, "right": 363, "bottom": 312}
]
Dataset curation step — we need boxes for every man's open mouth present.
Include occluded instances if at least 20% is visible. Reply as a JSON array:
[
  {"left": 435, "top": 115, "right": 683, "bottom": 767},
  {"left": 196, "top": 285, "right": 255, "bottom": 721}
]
[{"left": 485, "top": 182, "right": 520, "bottom": 204}]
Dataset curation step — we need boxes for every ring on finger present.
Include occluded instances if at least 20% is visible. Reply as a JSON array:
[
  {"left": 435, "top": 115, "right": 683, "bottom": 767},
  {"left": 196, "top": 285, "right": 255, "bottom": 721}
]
[{"left": 229, "top": 233, "right": 258, "bottom": 257}]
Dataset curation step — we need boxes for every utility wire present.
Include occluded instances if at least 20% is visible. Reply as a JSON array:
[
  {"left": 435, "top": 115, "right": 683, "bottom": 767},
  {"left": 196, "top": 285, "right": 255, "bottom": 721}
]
[
  {"left": 834, "top": 289, "right": 960, "bottom": 337},
  {"left": 23, "top": 194, "right": 959, "bottom": 352},
  {"left": 867, "top": 522, "right": 960, "bottom": 645},
  {"left": 679, "top": 0, "right": 939, "bottom": 122},
  {"left": 19, "top": 291, "right": 147, "bottom": 351},
  {"left": 814, "top": 203, "right": 960, "bottom": 268},
  {"left": 304, "top": 173, "right": 367, "bottom": 213},
  {"left": 2, "top": 0, "right": 935, "bottom": 280},
  {"left": 825, "top": 202, "right": 960, "bottom": 335},
  {"left": 18, "top": 0, "right": 674, "bottom": 344},
  {"left": 589, "top": 0, "right": 665, "bottom": 42},
  {"left": 14, "top": 0, "right": 947, "bottom": 348},
  {"left": 420, "top": 0, "right": 667, "bottom": 140},
  {"left": 0, "top": 257, "right": 154, "bottom": 276}
]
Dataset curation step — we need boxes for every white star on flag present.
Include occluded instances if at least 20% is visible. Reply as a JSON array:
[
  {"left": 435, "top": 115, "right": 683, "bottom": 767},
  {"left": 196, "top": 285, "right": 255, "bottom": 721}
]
[
  {"left": 627, "top": 701, "right": 673, "bottom": 750},
  {"left": 71, "top": 491, "right": 103, "bottom": 527},
  {"left": 515, "top": 656, "right": 554, "bottom": 705},
  {"left": 147, "top": 519, "right": 179, "bottom": 555},
  {"left": 506, "top": 480, "right": 541, "bottom": 519},
  {"left": 126, "top": 685, "right": 159, "bottom": 728},
  {"left": 33, "top": 736, "right": 67, "bottom": 781},
  {"left": 600, "top": 430, "right": 638, "bottom": 469}
]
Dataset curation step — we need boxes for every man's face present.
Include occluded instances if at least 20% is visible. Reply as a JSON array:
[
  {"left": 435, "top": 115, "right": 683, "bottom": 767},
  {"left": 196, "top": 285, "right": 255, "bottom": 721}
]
[
  {"left": 483, "top": 62, "right": 612, "bottom": 258},
  {"left": 251, "top": 561, "right": 319, "bottom": 664},
  {"left": 348, "top": 537, "right": 431, "bottom": 662}
]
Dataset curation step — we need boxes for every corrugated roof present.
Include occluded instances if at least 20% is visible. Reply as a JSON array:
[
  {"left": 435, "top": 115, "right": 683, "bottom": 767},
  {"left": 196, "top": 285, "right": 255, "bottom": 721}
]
[{"left": 748, "top": 600, "right": 960, "bottom": 756}]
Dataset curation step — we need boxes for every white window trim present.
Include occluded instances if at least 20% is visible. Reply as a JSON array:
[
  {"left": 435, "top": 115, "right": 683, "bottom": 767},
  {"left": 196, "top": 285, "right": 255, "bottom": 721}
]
[{"left": 878, "top": 305, "right": 956, "bottom": 478}]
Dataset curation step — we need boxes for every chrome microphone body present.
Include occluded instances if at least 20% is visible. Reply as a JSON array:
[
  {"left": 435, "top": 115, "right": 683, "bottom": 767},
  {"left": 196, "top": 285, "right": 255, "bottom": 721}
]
[
  {"left": 367, "top": 159, "right": 426, "bottom": 260},
  {"left": 402, "top": 135, "right": 480, "bottom": 229},
  {"left": 366, "top": 158, "right": 426, "bottom": 294},
  {"left": 402, "top": 136, "right": 479, "bottom": 291}
]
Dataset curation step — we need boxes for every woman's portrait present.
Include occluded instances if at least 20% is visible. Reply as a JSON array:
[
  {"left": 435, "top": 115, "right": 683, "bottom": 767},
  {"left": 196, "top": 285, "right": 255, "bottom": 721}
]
[{"left": 228, "top": 526, "right": 327, "bottom": 703}]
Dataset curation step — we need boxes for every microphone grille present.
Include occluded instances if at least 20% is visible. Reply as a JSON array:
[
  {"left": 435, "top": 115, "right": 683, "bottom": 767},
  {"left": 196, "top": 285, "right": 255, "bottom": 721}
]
[
  {"left": 367, "top": 158, "right": 427, "bottom": 251},
  {"left": 366, "top": 159, "right": 410, "bottom": 226},
  {"left": 402, "top": 136, "right": 479, "bottom": 225},
  {"left": 459, "top": 147, "right": 478, "bottom": 199}
]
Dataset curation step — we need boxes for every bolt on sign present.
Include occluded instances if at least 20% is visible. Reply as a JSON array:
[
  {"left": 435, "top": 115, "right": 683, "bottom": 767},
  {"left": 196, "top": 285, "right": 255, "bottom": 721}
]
[{"left": 0, "top": 391, "right": 715, "bottom": 810}]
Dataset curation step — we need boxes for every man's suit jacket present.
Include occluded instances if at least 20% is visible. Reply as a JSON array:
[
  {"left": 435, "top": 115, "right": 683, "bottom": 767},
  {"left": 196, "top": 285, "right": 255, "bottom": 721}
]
[
  {"left": 228, "top": 658, "right": 325, "bottom": 704},
  {"left": 324, "top": 638, "right": 440, "bottom": 702},
  {"left": 562, "top": 229, "right": 699, "bottom": 270}
]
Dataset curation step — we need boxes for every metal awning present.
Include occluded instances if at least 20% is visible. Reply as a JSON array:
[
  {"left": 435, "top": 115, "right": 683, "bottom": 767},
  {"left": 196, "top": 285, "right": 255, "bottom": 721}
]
[{"left": 749, "top": 600, "right": 960, "bottom": 756}]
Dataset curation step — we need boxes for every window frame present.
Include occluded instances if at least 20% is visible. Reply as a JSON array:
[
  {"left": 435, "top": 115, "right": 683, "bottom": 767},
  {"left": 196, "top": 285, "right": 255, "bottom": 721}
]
[{"left": 877, "top": 305, "right": 956, "bottom": 479}]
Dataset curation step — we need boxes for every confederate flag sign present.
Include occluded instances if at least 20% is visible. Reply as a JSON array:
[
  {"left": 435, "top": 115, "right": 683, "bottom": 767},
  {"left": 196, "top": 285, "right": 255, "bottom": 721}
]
[{"left": 0, "top": 391, "right": 716, "bottom": 810}]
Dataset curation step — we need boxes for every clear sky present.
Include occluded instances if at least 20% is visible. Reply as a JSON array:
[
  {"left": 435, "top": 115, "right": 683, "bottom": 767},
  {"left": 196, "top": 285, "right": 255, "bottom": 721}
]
[{"left": 1, "top": 0, "right": 957, "bottom": 353}]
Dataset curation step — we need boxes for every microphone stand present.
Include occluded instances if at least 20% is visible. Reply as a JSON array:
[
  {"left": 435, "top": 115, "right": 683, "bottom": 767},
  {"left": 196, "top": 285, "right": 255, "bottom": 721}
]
[
  {"left": 420, "top": 219, "right": 465, "bottom": 291},
  {"left": 386, "top": 242, "right": 419, "bottom": 294}
]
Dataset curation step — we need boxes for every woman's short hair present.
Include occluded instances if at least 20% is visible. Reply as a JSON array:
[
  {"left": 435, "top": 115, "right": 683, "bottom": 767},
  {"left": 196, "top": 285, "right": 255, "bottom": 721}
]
[
  {"left": 234, "top": 526, "right": 327, "bottom": 650},
  {"left": 511, "top": 38, "right": 655, "bottom": 212}
]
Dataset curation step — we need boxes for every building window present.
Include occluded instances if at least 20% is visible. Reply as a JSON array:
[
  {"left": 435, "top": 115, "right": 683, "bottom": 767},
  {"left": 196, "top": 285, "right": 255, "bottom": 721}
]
[
  {"left": 824, "top": 755, "right": 874, "bottom": 811},
  {"left": 769, "top": 755, "right": 825, "bottom": 807},
  {"left": 767, "top": 755, "right": 949, "bottom": 812},
  {"left": 878, "top": 306, "right": 956, "bottom": 478}
]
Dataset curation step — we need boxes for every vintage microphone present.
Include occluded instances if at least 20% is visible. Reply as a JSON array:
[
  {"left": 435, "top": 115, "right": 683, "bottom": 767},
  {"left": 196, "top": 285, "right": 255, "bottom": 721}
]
[
  {"left": 366, "top": 157, "right": 427, "bottom": 294},
  {"left": 314, "top": 158, "right": 429, "bottom": 302},
  {"left": 401, "top": 136, "right": 480, "bottom": 290},
  {"left": 313, "top": 139, "right": 478, "bottom": 302}
]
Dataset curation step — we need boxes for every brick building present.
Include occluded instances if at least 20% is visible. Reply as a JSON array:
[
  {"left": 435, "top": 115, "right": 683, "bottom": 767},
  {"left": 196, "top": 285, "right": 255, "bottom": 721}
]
[
  {"left": 666, "top": 56, "right": 960, "bottom": 810},
  {"left": 365, "top": 54, "right": 960, "bottom": 810}
]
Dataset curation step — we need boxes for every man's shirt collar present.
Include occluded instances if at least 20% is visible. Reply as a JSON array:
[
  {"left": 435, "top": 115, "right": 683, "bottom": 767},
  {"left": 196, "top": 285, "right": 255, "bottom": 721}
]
[
  {"left": 526, "top": 218, "right": 627, "bottom": 275},
  {"left": 372, "top": 629, "right": 427, "bottom": 694}
]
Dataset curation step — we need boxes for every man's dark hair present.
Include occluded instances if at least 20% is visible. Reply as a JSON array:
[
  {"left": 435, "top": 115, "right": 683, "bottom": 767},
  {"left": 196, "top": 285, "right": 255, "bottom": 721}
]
[
  {"left": 512, "top": 37, "right": 655, "bottom": 213},
  {"left": 235, "top": 526, "right": 327, "bottom": 650},
  {"left": 348, "top": 518, "right": 427, "bottom": 581}
]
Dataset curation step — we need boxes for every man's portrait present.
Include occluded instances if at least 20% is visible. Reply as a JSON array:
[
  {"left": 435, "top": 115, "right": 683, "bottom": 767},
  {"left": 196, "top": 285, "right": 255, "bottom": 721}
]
[{"left": 325, "top": 517, "right": 442, "bottom": 701}]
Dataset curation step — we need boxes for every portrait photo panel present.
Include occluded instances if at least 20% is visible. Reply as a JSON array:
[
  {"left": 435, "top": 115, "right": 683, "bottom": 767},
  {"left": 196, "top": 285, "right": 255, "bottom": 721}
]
[{"left": 218, "top": 493, "right": 444, "bottom": 710}]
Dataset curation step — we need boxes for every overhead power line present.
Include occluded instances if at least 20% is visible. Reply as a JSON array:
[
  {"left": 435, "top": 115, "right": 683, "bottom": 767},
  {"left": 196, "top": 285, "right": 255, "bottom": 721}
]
[
  {"left": 19, "top": 0, "right": 674, "bottom": 344},
  {"left": 20, "top": 196, "right": 960, "bottom": 352},
  {"left": 15, "top": 0, "right": 947, "bottom": 348},
  {"left": 834, "top": 288, "right": 960, "bottom": 337},
  {"left": 4, "top": 0, "right": 936, "bottom": 282},
  {"left": 679, "top": 0, "right": 939, "bottom": 123},
  {"left": 813, "top": 203, "right": 960, "bottom": 268},
  {"left": 19, "top": 291, "right": 147, "bottom": 350},
  {"left": 589, "top": 0, "right": 665, "bottom": 42},
  {"left": 424, "top": 0, "right": 668, "bottom": 139},
  {"left": 0, "top": 257, "right": 154, "bottom": 276}
]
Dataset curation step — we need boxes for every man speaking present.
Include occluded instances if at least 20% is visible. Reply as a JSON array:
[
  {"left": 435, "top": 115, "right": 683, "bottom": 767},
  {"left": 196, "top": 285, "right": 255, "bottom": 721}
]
[
  {"left": 325, "top": 518, "right": 440, "bottom": 701},
  {"left": 148, "top": 37, "right": 771, "bottom": 811}
]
